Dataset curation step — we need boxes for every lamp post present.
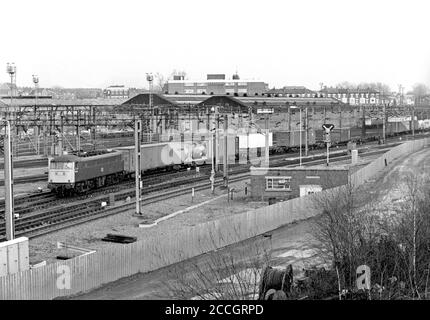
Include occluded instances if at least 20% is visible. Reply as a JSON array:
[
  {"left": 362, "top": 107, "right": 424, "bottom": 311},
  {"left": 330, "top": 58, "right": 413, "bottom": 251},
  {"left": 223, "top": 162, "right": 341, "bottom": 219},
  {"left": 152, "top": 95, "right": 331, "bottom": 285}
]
[
  {"left": 6, "top": 63, "right": 16, "bottom": 118},
  {"left": 32, "top": 74, "right": 39, "bottom": 104}
]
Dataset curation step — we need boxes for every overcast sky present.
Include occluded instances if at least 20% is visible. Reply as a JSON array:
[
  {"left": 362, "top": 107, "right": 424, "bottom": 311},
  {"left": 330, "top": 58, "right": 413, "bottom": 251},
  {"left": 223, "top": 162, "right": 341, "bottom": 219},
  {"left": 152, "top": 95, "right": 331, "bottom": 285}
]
[{"left": 1, "top": 0, "right": 429, "bottom": 91}]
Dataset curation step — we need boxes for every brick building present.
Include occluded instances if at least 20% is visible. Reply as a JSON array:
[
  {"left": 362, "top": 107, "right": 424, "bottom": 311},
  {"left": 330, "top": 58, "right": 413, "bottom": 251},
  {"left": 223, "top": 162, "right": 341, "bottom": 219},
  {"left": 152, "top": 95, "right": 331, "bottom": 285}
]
[
  {"left": 249, "top": 166, "right": 349, "bottom": 201},
  {"left": 164, "top": 73, "right": 268, "bottom": 96}
]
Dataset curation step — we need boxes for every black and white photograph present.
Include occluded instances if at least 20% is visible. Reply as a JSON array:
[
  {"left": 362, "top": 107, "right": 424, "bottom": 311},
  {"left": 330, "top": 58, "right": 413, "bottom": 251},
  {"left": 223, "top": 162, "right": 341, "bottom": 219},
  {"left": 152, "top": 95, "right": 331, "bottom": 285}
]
[{"left": 1, "top": 0, "right": 430, "bottom": 311}]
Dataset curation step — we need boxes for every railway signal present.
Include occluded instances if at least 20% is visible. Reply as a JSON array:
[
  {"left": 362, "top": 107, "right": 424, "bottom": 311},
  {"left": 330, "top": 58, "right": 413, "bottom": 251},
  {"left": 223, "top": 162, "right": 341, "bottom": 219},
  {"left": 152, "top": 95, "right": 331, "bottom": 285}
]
[{"left": 322, "top": 124, "right": 335, "bottom": 166}]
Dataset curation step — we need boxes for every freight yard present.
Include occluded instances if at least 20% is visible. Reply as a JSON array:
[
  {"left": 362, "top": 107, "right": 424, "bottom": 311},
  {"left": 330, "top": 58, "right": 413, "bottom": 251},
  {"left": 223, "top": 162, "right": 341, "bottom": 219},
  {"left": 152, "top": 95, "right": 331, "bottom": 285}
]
[
  {"left": 0, "top": 86, "right": 429, "bottom": 284},
  {"left": 2, "top": 0, "right": 430, "bottom": 313},
  {"left": 1, "top": 90, "right": 429, "bottom": 301}
]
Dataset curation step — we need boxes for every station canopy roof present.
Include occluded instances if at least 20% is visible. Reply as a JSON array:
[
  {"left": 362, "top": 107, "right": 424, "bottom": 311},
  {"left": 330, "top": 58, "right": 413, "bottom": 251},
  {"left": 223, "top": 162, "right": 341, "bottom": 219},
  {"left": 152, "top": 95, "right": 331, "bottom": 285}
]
[
  {"left": 196, "top": 95, "right": 346, "bottom": 113},
  {"left": 120, "top": 93, "right": 346, "bottom": 113},
  {"left": 122, "top": 93, "right": 207, "bottom": 107}
]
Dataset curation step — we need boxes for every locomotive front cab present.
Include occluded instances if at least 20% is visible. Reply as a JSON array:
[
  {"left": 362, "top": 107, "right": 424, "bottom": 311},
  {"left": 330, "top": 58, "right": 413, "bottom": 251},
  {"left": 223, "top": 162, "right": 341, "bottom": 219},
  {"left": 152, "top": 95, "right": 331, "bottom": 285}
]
[{"left": 48, "top": 158, "right": 76, "bottom": 185}]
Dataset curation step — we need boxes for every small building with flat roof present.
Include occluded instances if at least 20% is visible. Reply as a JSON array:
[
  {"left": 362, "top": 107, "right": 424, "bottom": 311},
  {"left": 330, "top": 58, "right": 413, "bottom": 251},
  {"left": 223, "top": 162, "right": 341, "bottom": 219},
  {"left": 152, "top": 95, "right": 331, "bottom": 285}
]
[{"left": 249, "top": 165, "right": 349, "bottom": 202}]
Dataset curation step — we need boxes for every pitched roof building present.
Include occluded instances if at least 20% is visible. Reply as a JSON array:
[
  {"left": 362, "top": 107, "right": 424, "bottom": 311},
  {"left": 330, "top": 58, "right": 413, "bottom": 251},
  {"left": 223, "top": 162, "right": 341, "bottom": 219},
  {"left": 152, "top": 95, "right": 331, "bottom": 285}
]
[
  {"left": 319, "top": 87, "right": 383, "bottom": 105},
  {"left": 266, "top": 86, "right": 317, "bottom": 97}
]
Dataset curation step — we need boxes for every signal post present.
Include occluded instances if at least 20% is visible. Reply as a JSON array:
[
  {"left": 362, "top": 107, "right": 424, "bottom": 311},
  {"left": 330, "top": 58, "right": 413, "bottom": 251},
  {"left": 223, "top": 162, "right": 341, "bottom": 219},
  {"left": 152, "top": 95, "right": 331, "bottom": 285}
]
[{"left": 322, "top": 124, "right": 335, "bottom": 166}]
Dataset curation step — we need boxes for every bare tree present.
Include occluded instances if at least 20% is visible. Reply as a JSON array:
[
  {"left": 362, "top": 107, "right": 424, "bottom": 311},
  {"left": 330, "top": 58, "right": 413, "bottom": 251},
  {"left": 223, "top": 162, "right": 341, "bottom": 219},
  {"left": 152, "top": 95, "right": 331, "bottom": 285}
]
[
  {"left": 335, "top": 81, "right": 356, "bottom": 89},
  {"left": 412, "top": 83, "right": 430, "bottom": 105},
  {"left": 160, "top": 232, "right": 272, "bottom": 300},
  {"left": 154, "top": 72, "right": 167, "bottom": 92},
  {"left": 312, "top": 171, "right": 430, "bottom": 299},
  {"left": 170, "top": 69, "right": 187, "bottom": 80}
]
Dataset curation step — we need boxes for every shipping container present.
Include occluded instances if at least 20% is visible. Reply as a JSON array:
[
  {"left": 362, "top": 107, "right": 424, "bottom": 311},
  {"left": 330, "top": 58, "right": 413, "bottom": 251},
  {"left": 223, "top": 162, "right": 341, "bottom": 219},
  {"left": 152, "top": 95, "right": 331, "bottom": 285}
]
[
  {"left": 237, "top": 132, "right": 273, "bottom": 148},
  {"left": 115, "top": 137, "right": 213, "bottom": 173}
]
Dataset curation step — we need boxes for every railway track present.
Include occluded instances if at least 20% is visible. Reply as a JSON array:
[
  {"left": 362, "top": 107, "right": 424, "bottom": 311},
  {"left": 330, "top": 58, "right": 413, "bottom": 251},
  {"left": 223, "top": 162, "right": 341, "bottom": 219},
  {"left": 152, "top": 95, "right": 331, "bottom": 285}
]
[
  {"left": 1, "top": 129, "right": 429, "bottom": 187},
  {"left": 0, "top": 131, "right": 423, "bottom": 225},
  {"left": 0, "top": 136, "right": 411, "bottom": 220},
  {"left": 0, "top": 143, "right": 367, "bottom": 218},
  {"left": 0, "top": 146, "right": 390, "bottom": 240}
]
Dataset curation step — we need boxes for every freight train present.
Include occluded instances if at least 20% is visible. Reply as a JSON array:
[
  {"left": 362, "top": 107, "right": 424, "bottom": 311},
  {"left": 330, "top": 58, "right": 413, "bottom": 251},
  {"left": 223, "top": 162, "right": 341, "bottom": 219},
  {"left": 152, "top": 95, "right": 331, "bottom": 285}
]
[
  {"left": 48, "top": 124, "right": 426, "bottom": 196},
  {"left": 48, "top": 134, "right": 233, "bottom": 196},
  {"left": 47, "top": 132, "right": 269, "bottom": 196}
]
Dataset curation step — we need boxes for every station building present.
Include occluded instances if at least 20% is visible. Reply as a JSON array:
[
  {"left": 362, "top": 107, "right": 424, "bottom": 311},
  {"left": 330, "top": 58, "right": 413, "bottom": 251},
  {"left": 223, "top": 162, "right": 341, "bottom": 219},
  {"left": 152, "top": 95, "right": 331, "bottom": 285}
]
[{"left": 249, "top": 166, "right": 349, "bottom": 201}]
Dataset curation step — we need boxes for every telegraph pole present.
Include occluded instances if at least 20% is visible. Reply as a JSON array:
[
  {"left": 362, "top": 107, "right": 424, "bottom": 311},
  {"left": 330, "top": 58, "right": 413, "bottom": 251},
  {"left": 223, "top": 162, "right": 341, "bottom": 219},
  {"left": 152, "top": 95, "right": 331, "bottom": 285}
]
[
  {"left": 135, "top": 119, "right": 142, "bottom": 215},
  {"left": 264, "top": 113, "right": 270, "bottom": 167},
  {"left": 59, "top": 113, "right": 64, "bottom": 156},
  {"left": 4, "top": 121, "right": 15, "bottom": 240},
  {"left": 247, "top": 106, "right": 252, "bottom": 164},
  {"left": 210, "top": 107, "right": 216, "bottom": 194},
  {"left": 32, "top": 75, "right": 39, "bottom": 155},
  {"left": 339, "top": 105, "right": 342, "bottom": 142},
  {"left": 361, "top": 105, "right": 366, "bottom": 140},
  {"left": 299, "top": 107, "right": 302, "bottom": 166},
  {"left": 305, "top": 107, "right": 308, "bottom": 156},
  {"left": 382, "top": 103, "right": 386, "bottom": 144},
  {"left": 147, "top": 73, "right": 154, "bottom": 142},
  {"left": 215, "top": 106, "right": 220, "bottom": 172},
  {"left": 76, "top": 110, "right": 81, "bottom": 153},
  {"left": 223, "top": 114, "right": 229, "bottom": 188}
]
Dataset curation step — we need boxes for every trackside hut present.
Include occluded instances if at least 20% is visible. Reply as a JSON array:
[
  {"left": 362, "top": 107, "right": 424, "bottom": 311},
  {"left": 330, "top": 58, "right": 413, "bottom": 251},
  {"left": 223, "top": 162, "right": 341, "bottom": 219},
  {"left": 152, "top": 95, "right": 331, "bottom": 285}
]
[{"left": 249, "top": 166, "right": 349, "bottom": 201}]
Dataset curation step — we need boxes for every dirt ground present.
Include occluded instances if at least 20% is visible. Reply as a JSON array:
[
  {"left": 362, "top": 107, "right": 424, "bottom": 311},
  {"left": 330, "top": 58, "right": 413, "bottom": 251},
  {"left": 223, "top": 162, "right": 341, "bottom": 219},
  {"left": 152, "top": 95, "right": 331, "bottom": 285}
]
[{"left": 28, "top": 179, "right": 269, "bottom": 264}]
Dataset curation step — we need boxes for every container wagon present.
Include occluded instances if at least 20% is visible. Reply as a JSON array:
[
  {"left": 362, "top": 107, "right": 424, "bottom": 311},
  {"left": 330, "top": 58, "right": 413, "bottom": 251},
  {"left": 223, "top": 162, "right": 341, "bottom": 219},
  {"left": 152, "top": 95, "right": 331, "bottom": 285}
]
[{"left": 114, "top": 138, "right": 213, "bottom": 175}]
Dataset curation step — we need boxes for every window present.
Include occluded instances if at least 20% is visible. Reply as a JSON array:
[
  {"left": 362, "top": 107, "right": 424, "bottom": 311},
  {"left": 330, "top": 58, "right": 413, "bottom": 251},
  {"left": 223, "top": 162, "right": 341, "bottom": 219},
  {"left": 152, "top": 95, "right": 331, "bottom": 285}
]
[
  {"left": 50, "top": 162, "right": 73, "bottom": 169},
  {"left": 266, "top": 176, "right": 291, "bottom": 191}
]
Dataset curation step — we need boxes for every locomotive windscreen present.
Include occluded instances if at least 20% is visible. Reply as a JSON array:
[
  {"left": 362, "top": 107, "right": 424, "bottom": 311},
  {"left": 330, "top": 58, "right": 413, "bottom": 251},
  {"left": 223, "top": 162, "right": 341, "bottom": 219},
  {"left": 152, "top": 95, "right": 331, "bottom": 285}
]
[{"left": 50, "top": 162, "right": 73, "bottom": 169}]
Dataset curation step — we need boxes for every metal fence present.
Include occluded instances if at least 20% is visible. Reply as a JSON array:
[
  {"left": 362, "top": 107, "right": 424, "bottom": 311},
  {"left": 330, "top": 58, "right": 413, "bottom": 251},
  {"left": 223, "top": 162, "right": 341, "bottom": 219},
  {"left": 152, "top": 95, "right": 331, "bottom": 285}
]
[{"left": 1, "top": 138, "right": 429, "bottom": 300}]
